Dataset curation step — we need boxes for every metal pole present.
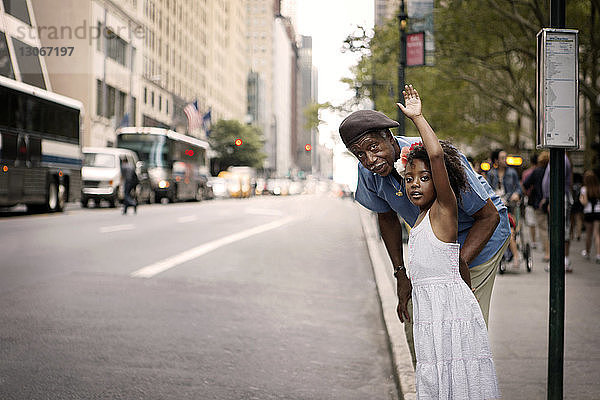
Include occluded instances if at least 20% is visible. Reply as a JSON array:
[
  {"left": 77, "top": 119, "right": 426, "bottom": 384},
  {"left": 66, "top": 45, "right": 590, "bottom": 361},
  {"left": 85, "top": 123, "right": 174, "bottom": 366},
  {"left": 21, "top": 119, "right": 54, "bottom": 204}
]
[
  {"left": 548, "top": 1, "right": 566, "bottom": 399},
  {"left": 397, "top": 0, "right": 407, "bottom": 134}
]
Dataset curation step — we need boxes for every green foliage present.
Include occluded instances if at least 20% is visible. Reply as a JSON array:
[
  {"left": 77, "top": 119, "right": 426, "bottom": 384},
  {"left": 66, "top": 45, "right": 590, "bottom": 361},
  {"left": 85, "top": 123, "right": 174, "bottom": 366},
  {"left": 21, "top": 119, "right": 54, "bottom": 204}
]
[
  {"left": 303, "top": 101, "right": 331, "bottom": 131},
  {"left": 209, "top": 120, "right": 266, "bottom": 170},
  {"left": 343, "top": 0, "right": 599, "bottom": 158}
]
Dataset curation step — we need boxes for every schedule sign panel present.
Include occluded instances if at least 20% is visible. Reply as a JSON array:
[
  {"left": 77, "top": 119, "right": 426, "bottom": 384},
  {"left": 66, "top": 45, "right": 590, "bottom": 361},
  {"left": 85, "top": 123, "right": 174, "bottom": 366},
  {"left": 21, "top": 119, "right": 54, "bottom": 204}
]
[{"left": 536, "top": 29, "right": 579, "bottom": 149}]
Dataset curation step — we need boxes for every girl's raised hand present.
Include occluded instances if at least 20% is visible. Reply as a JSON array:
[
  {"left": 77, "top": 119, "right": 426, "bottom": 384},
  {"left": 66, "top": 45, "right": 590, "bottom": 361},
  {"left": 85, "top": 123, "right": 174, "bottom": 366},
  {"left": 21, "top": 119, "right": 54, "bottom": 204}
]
[{"left": 396, "top": 84, "right": 422, "bottom": 120}]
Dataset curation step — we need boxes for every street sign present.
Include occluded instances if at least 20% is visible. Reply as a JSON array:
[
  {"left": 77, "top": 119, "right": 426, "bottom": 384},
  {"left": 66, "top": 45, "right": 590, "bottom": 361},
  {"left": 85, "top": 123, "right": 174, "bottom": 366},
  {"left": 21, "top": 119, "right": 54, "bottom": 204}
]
[
  {"left": 406, "top": 32, "right": 425, "bottom": 67},
  {"left": 536, "top": 28, "right": 579, "bottom": 149}
]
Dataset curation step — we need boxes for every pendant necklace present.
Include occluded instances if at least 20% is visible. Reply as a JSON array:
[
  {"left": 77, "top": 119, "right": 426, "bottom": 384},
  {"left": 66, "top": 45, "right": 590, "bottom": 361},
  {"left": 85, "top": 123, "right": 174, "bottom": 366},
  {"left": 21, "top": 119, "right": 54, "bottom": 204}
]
[{"left": 390, "top": 175, "right": 403, "bottom": 197}]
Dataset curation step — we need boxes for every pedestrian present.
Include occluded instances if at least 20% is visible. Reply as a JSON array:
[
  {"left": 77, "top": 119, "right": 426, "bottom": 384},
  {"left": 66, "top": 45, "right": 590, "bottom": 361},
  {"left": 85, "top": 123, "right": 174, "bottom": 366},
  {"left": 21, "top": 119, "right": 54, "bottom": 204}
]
[
  {"left": 486, "top": 149, "right": 523, "bottom": 205},
  {"left": 397, "top": 85, "right": 500, "bottom": 398},
  {"left": 571, "top": 172, "right": 584, "bottom": 242},
  {"left": 120, "top": 157, "right": 139, "bottom": 215},
  {"left": 522, "top": 153, "right": 538, "bottom": 248},
  {"left": 580, "top": 170, "right": 600, "bottom": 263},
  {"left": 339, "top": 87, "right": 510, "bottom": 369},
  {"left": 486, "top": 149, "right": 523, "bottom": 269},
  {"left": 542, "top": 153, "right": 573, "bottom": 271},
  {"left": 523, "top": 151, "right": 550, "bottom": 261}
]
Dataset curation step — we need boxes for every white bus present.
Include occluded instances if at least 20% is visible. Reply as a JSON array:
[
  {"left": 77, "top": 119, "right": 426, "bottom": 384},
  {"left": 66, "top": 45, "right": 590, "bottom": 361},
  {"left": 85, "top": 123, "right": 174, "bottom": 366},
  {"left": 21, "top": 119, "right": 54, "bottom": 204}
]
[
  {"left": 116, "top": 127, "right": 211, "bottom": 203},
  {"left": 0, "top": 76, "right": 83, "bottom": 212}
]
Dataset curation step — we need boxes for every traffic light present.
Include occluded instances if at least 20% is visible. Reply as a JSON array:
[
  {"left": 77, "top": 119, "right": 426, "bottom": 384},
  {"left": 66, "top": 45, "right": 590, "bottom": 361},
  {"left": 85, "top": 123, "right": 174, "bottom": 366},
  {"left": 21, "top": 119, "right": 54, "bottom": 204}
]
[
  {"left": 304, "top": 144, "right": 312, "bottom": 151},
  {"left": 235, "top": 139, "right": 243, "bottom": 146}
]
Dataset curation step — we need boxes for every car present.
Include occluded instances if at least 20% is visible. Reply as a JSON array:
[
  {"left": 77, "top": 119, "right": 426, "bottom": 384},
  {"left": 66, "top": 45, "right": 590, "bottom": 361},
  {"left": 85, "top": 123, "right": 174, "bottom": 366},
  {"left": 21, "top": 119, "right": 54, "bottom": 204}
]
[
  {"left": 81, "top": 147, "right": 152, "bottom": 207},
  {"left": 207, "top": 176, "right": 228, "bottom": 199}
]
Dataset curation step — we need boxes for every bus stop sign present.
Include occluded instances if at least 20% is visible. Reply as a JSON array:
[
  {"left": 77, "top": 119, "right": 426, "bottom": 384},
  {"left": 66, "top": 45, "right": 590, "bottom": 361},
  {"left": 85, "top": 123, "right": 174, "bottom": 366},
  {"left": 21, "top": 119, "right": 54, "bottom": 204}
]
[{"left": 536, "top": 28, "right": 579, "bottom": 149}]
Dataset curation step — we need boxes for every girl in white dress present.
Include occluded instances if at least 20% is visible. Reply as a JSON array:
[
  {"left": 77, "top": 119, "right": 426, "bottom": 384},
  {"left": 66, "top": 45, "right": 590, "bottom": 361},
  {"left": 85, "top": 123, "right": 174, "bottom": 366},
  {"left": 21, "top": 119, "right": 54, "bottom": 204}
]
[{"left": 397, "top": 85, "right": 500, "bottom": 399}]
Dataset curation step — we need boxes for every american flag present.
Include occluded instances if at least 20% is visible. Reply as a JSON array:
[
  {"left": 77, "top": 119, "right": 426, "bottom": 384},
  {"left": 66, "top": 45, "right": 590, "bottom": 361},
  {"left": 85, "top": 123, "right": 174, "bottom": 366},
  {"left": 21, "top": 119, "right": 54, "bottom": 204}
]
[{"left": 184, "top": 100, "right": 201, "bottom": 132}]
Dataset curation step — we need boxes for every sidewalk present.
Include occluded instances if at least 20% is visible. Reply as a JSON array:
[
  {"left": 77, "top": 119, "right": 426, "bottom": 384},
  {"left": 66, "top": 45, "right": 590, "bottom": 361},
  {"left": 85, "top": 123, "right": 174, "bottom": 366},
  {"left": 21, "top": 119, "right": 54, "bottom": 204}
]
[{"left": 359, "top": 205, "right": 600, "bottom": 399}]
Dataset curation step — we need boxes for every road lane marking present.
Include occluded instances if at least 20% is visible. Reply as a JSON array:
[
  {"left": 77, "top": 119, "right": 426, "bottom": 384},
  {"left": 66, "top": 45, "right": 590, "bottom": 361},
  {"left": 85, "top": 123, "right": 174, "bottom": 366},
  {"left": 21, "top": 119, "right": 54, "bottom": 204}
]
[
  {"left": 130, "top": 216, "right": 298, "bottom": 278},
  {"left": 244, "top": 208, "right": 283, "bottom": 216},
  {"left": 100, "top": 224, "right": 135, "bottom": 233},
  {"left": 177, "top": 215, "right": 198, "bottom": 223}
]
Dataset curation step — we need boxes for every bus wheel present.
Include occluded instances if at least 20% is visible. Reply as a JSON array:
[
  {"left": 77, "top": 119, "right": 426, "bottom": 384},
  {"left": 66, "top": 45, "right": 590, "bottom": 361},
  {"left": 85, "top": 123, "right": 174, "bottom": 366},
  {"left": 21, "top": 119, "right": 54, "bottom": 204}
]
[{"left": 195, "top": 186, "right": 203, "bottom": 201}]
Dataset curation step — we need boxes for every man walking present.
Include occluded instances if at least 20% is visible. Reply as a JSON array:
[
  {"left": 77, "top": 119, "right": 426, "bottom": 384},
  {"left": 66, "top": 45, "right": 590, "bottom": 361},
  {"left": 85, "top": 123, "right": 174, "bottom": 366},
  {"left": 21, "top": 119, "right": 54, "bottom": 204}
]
[
  {"left": 120, "top": 157, "right": 139, "bottom": 215},
  {"left": 339, "top": 108, "right": 510, "bottom": 368}
]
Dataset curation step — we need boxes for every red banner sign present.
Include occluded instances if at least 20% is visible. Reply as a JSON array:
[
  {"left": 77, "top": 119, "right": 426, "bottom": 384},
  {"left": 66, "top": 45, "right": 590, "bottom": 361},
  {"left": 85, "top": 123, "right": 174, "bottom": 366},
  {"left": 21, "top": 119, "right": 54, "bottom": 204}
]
[{"left": 406, "top": 32, "right": 425, "bottom": 67}]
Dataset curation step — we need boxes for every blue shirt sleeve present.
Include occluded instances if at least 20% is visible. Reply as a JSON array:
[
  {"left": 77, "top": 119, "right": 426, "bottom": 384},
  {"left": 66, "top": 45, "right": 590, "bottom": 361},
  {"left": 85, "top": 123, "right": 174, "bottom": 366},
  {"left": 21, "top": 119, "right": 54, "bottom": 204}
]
[{"left": 354, "top": 164, "right": 393, "bottom": 213}]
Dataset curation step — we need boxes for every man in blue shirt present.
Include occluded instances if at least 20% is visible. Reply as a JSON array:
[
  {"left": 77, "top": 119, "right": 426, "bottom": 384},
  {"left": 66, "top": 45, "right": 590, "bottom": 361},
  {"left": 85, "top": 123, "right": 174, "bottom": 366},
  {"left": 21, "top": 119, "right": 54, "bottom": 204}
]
[{"left": 339, "top": 109, "right": 510, "bottom": 367}]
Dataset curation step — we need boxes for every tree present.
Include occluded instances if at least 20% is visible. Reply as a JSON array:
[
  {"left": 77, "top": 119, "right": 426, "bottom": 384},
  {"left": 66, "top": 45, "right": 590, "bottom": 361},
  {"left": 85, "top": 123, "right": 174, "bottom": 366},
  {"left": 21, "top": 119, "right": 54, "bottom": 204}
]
[
  {"left": 209, "top": 119, "right": 266, "bottom": 171},
  {"left": 344, "top": 0, "right": 599, "bottom": 166},
  {"left": 303, "top": 101, "right": 331, "bottom": 132}
]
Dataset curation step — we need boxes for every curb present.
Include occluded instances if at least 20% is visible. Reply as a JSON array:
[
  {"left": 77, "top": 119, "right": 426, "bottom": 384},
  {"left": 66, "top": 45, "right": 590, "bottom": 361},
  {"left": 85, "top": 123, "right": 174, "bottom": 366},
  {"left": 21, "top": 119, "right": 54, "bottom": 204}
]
[{"left": 358, "top": 206, "right": 416, "bottom": 400}]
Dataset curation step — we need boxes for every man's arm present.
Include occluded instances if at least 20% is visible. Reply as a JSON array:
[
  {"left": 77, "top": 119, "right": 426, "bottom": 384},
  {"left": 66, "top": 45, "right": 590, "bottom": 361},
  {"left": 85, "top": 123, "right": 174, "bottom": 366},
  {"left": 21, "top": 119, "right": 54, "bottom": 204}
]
[
  {"left": 460, "top": 199, "right": 500, "bottom": 266},
  {"left": 377, "top": 210, "right": 412, "bottom": 323}
]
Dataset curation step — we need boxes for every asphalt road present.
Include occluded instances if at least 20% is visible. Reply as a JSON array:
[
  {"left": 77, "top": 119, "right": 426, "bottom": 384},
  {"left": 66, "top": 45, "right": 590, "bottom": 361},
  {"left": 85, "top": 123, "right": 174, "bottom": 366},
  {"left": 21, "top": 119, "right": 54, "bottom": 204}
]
[{"left": 0, "top": 196, "right": 398, "bottom": 400}]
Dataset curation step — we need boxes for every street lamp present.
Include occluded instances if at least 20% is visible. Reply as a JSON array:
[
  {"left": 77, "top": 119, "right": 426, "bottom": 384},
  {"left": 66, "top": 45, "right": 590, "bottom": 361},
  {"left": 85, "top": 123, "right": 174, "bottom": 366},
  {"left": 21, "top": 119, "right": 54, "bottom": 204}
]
[{"left": 397, "top": 0, "right": 408, "bottom": 134}]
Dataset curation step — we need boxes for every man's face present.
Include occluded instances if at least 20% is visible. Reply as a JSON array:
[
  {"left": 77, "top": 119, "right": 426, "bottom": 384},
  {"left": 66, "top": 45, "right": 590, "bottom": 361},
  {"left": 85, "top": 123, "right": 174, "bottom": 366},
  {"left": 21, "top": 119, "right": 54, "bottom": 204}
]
[{"left": 349, "top": 131, "right": 398, "bottom": 176}]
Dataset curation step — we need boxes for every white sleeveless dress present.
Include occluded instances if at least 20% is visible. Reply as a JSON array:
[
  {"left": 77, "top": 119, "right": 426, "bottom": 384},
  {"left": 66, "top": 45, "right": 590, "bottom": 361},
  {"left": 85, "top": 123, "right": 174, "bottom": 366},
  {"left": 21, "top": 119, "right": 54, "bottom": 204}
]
[{"left": 407, "top": 210, "right": 500, "bottom": 399}]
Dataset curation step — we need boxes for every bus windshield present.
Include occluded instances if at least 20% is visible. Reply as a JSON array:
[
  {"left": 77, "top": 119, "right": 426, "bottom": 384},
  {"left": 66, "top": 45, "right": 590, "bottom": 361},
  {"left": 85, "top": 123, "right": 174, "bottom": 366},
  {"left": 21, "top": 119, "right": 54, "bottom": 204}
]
[
  {"left": 117, "top": 134, "right": 168, "bottom": 167},
  {"left": 83, "top": 153, "right": 115, "bottom": 168}
]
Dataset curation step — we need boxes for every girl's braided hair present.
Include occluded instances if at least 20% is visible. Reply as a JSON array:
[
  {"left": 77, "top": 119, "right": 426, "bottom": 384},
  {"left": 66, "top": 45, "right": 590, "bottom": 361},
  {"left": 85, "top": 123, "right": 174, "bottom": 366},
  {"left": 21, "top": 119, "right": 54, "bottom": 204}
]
[{"left": 406, "top": 140, "right": 470, "bottom": 203}]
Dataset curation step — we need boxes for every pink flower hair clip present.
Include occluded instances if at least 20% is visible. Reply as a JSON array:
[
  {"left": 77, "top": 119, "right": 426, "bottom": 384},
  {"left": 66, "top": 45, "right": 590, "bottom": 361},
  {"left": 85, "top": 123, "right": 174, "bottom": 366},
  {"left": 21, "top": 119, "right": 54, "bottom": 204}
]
[
  {"left": 394, "top": 146, "right": 411, "bottom": 177},
  {"left": 394, "top": 141, "right": 423, "bottom": 177}
]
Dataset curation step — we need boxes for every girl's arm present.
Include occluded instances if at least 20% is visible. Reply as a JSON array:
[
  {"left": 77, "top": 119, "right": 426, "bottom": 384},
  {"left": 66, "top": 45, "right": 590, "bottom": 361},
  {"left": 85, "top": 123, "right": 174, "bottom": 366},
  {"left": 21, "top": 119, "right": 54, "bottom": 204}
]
[{"left": 397, "top": 85, "right": 457, "bottom": 214}]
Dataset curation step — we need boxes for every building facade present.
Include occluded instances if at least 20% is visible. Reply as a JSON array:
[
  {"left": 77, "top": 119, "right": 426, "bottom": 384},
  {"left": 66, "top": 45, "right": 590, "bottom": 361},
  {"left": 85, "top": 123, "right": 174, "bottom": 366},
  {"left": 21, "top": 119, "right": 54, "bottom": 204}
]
[
  {"left": 32, "top": 0, "right": 249, "bottom": 147},
  {"left": 296, "top": 35, "right": 317, "bottom": 174},
  {"left": 0, "top": 0, "right": 51, "bottom": 90}
]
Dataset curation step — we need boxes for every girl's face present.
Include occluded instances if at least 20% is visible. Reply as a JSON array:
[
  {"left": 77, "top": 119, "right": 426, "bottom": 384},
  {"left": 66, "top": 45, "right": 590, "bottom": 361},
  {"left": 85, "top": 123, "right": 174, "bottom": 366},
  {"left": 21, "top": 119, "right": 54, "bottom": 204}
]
[{"left": 404, "top": 158, "right": 436, "bottom": 210}]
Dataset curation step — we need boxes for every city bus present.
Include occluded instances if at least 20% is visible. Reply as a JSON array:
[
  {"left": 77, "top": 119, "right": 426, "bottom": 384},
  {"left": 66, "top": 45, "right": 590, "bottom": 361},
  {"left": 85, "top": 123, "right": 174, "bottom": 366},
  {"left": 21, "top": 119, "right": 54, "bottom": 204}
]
[
  {"left": 0, "top": 76, "right": 83, "bottom": 212},
  {"left": 116, "top": 127, "right": 211, "bottom": 203}
]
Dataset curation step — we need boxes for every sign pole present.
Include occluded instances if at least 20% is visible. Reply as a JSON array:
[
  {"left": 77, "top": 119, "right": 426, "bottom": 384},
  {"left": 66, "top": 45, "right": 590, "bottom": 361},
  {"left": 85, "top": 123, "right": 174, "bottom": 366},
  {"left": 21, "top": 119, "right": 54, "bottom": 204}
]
[
  {"left": 397, "top": 0, "right": 407, "bottom": 133},
  {"left": 548, "top": 1, "right": 566, "bottom": 399}
]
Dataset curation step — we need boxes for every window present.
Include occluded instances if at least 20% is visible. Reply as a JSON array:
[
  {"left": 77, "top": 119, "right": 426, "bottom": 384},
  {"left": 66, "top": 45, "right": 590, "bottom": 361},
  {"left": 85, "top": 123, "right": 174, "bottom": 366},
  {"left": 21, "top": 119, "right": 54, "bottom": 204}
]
[
  {"left": 117, "top": 90, "right": 126, "bottom": 122},
  {"left": 151, "top": 91, "right": 154, "bottom": 107},
  {"left": 106, "top": 29, "right": 127, "bottom": 66},
  {"left": 2, "top": 0, "right": 31, "bottom": 25},
  {"left": 96, "top": 80, "right": 103, "bottom": 116},
  {"left": 96, "top": 80, "right": 117, "bottom": 119},
  {"left": 1, "top": 132, "right": 17, "bottom": 161},
  {"left": 0, "top": 32, "right": 15, "bottom": 79},
  {"left": 158, "top": 95, "right": 162, "bottom": 111},
  {"left": 144, "top": 87, "right": 147, "bottom": 104},
  {"left": 12, "top": 38, "right": 45, "bottom": 89},
  {"left": 107, "top": 85, "right": 116, "bottom": 118},
  {"left": 0, "top": 84, "right": 78, "bottom": 141},
  {"left": 131, "top": 97, "right": 137, "bottom": 124}
]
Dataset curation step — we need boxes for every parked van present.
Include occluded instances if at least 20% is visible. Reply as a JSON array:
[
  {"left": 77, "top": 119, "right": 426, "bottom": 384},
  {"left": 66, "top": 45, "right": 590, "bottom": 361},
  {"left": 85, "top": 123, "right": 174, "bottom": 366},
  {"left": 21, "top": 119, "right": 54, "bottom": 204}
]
[{"left": 81, "top": 147, "right": 151, "bottom": 207}]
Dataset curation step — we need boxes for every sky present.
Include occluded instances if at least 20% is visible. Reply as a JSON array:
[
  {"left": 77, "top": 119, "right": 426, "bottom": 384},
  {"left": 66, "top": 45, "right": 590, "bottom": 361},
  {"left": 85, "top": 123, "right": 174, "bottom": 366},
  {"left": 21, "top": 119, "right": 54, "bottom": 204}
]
[{"left": 295, "top": 0, "right": 374, "bottom": 147}]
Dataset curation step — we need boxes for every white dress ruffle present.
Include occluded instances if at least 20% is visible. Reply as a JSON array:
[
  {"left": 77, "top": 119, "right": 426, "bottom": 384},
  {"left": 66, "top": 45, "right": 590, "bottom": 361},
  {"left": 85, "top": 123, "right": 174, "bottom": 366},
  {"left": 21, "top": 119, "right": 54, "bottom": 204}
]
[{"left": 408, "top": 211, "right": 500, "bottom": 399}]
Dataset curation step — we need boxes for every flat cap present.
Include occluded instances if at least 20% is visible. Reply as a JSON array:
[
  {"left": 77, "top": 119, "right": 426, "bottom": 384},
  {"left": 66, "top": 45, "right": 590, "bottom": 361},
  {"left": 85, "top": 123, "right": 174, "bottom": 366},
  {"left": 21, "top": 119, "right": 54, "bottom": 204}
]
[{"left": 339, "top": 110, "right": 399, "bottom": 147}]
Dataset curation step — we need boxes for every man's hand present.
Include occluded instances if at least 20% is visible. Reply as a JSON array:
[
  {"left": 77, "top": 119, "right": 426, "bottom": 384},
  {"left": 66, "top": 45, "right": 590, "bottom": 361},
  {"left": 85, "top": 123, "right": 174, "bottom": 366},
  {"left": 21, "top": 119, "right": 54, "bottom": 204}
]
[{"left": 396, "top": 276, "right": 412, "bottom": 323}]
